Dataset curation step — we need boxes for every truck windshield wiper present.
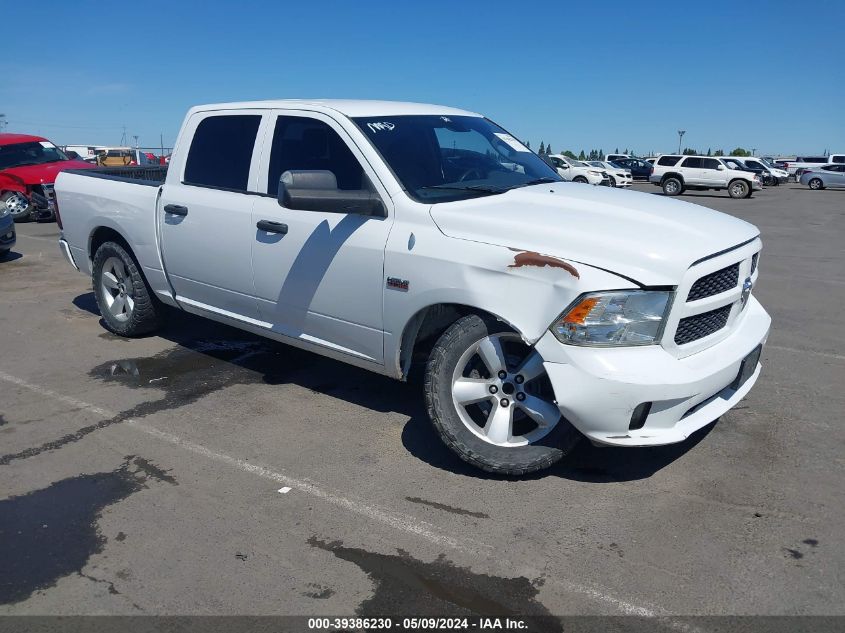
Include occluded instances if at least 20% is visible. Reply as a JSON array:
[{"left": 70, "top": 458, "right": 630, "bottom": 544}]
[
  {"left": 505, "top": 177, "right": 558, "bottom": 190},
  {"left": 419, "top": 184, "right": 506, "bottom": 196}
]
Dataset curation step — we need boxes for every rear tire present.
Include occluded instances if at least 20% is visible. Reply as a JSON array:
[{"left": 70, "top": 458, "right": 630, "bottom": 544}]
[
  {"left": 728, "top": 180, "right": 750, "bottom": 199},
  {"left": 662, "top": 177, "right": 682, "bottom": 196},
  {"left": 92, "top": 241, "right": 162, "bottom": 337},
  {"left": 808, "top": 178, "right": 824, "bottom": 190},
  {"left": 1, "top": 192, "right": 34, "bottom": 222},
  {"left": 424, "top": 314, "right": 580, "bottom": 476}
]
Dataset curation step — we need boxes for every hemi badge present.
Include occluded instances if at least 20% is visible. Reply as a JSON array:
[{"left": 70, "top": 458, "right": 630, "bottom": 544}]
[{"left": 386, "top": 277, "right": 409, "bottom": 292}]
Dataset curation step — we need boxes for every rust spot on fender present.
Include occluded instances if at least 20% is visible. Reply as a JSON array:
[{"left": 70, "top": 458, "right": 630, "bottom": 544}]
[{"left": 508, "top": 250, "right": 580, "bottom": 279}]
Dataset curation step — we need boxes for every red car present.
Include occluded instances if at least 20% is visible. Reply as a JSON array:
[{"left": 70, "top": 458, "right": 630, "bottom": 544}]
[{"left": 0, "top": 133, "right": 95, "bottom": 222}]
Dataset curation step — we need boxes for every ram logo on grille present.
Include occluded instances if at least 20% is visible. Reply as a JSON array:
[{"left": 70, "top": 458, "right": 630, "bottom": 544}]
[{"left": 740, "top": 277, "right": 753, "bottom": 308}]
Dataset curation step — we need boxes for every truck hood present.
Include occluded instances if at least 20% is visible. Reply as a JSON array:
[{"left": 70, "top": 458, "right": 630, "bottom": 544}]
[
  {"left": 1, "top": 160, "right": 94, "bottom": 185},
  {"left": 429, "top": 183, "right": 759, "bottom": 286}
]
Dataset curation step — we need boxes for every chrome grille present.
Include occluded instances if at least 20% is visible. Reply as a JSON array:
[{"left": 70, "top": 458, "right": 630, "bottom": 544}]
[
  {"left": 674, "top": 304, "right": 732, "bottom": 345},
  {"left": 687, "top": 263, "right": 740, "bottom": 301}
]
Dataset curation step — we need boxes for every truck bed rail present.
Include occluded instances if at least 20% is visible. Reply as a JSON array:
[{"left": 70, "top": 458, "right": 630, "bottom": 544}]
[{"left": 66, "top": 166, "right": 168, "bottom": 186}]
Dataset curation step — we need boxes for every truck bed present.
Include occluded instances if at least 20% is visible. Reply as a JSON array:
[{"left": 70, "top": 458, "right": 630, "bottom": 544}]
[
  {"left": 65, "top": 165, "right": 168, "bottom": 186},
  {"left": 55, "top": 168, "right": 167, "bottom": 296}
]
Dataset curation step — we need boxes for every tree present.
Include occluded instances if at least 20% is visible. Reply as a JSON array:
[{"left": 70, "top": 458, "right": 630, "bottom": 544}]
[
  {"left": 729, "top": 147, "right": 750, "bottom": 157},
  {"left": 525, "top": 140, "right": 531, "bottom": 149},
  {"left": 624, "top": 148, "right": 629, "bottom": 155},
  {"left": 546, "top": 144, "right": 553, "bottom": 155},
  {"left": 564, "top": 150, "right": 577, "bottom": 159},
  {"left": 538, "top": 141, "right": 546, "bottom": 155},
  {"left": 714, "top": 149, "right": 725, "bottom": 157},
  {"left": 578, "top": 150, "right": 586, "bottom": 160},
  {"left": 615, "top": 147, "right": 619, "bottom": 154},
  {"left": 706, "top": 148, "right": 712, "bottom": 156},
  {"left": 682, "top": 147, "right": 698, "bottom": 156}
]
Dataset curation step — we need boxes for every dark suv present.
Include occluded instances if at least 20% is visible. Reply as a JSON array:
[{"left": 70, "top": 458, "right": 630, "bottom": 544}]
[{"left": 610, "top": 157, "right": 653, "bottom": 181}]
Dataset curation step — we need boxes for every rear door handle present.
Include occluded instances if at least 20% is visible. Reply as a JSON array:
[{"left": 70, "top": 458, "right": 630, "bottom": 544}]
[
  {"left": 164, "top": 204, "right": 188, "bottom": 216},
  {"left": 256, "top": 220, "right": 288, "bottom": 234}
]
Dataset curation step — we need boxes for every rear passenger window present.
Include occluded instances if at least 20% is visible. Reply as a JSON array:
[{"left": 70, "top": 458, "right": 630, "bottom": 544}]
[
  {"left": 682, "top": 157, "right": 702, "bottom": 168},
  {"left": 701, "top": 158, "right": 721, "bottom": 170},
  {"left": 658, "top": 156, "right": 680, "bottom": 166},
  {"left": 184, "top": 115, "right": 261, "bottom": 191},
  {"left": 832, "top": 156, "right": 844, "bottom": 163},
  {"left": 267, "top": 116, "right": 365, "bottom": 196}
]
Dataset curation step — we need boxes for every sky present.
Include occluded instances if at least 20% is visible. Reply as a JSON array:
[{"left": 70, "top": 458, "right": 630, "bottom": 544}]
[{"left": 2, "top": 1, "right": 843, "bottom": 156}]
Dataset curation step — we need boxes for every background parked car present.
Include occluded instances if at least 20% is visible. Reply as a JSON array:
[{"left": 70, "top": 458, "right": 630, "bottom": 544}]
[
  {"left": 94, "top": 147, "right": 159, "bottom": 167},
  {"left": 650, "top": 155, "right": 761, "bottom": 198},
  {"left": 0, "top": 196, "right": 15, "bottom": 257},
  {"left": 782, "top": 154, "right": 845, "bottom": 181},
  {"left": 548, "top": 154, "right": 610, "bottom": 185},
  {"left": 611, "top": 156, "right": 654, "bottom": 181},
  {"left": 800, "top": 164, "right": 845, "bottom": 189},
  {"left": 0, "top": 134, "right": 95, "bottom": 222},
  {"left": 722, "top": 157, "right": 773, "bottom": 186},
  {"left": 585, "top": 160, "right": 632, "bottom": 187}
]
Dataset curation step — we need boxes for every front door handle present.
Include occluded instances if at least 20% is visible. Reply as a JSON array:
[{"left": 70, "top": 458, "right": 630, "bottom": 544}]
[
  {"left": 164, "top": 204, "right": 188, "bottom": 216},
  {"left": 256, "top": 220, "right": 288, "bottom": 234}
]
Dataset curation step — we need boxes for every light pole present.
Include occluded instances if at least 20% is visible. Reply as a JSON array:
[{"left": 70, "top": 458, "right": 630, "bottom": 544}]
[{"left": 677, "top": 130, "right": 686, "bottom": 154}]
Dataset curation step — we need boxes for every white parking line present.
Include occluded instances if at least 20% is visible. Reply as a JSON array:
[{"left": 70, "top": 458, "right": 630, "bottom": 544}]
[
  {"left": 14, "top": 234, "right": 59, "bottom": 244},
  {"left": 0, "top": 368, "right": 696, "bottom": 623}
]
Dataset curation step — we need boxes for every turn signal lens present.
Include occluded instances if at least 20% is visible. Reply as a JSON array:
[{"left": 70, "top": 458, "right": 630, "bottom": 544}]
[{"left": 561, "top": 297, "right": 599, "bottom": 324}]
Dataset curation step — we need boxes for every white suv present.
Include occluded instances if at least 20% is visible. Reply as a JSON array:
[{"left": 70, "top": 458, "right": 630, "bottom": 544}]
[{"left": 650, "top": 155, "right": 762, "bottom": 199}]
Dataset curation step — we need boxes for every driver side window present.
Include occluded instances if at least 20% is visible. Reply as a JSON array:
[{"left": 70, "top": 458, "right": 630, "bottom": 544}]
[{"left": 267, "top": 116, "right": 366, "bottom": 196}]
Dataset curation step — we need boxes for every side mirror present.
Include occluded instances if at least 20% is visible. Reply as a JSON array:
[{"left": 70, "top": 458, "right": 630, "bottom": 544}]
[
  {"left": 717, "top": 164, "right": 726, "bottom": 171},
  {"left": 277, "top": 170, "right": 385, "bottom": 217}
]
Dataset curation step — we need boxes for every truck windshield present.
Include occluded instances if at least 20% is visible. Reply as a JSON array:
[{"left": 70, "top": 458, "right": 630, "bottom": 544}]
[
  {"left": 353, "top": 115, "right": 560, "bottom": 203},
  {"left": 0, "top": 141, "right": 69, "bottom": 170}
]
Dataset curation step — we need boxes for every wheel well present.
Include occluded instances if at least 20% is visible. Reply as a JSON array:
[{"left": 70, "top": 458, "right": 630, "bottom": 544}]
[
  {"left": 398, "top": 304, "right": 513, "bottom": 381},
  {"left": 661, "top": 172, "right": 684, "bottom": 184},
  {"left": 728, "top": 178, "right": 750, "bottom": 187},
  {"left": 89, "top": 226, "right": 131, "bottom": 260}
]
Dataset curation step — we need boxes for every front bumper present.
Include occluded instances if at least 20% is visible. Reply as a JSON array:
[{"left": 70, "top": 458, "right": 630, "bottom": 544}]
[
  {"left": 0, "top": 215, "right": 15, "bottom": 252},
  {"left": 535, "top": 296, "right": 771, "bottom": 446},
  {"left": 752, "top": 180, "right": 763, "bottom": 191}
]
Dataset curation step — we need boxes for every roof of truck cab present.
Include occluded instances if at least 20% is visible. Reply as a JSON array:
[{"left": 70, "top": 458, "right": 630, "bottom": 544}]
[
  {"left": 0, "top": 133, "right": 49, "bottom": 146},
  {"left": 188, "top": 99, "right": 482, "bottom": 118}
]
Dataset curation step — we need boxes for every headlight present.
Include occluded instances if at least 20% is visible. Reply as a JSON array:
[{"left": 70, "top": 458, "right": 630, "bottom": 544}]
[
  {"left": 588, "top": 170, "right": 602, "bottom": 176},
  {"left": 551, "top": 290, "right": 673, "bottom": 346}
]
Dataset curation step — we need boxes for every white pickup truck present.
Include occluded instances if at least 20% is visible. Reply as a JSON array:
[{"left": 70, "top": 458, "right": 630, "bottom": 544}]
[{"left": 55, "top": 100, "right": 771, "bottom": 475}]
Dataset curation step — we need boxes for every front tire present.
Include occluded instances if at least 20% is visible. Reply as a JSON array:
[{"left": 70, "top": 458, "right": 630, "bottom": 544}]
[
  {"left": 573, "top": 176, "right": 588, "bottom": 184},
  {"left": 729, "top": 180, "right": 750, "bottom": 199},
  {"left": 1, "top": 192, "right": 34, "bottom": 222},
  {"left": 92, "top": 241, "right": 162, "bottom": 337},
  {"left": 662, "top": 177, "right": 683, "bottom": 196},
  {"left": 424, "top": 314, "right": 580, "bottom": 475},
  {"left": 808, "top": 178, "right": 824, "bottom": 190}
]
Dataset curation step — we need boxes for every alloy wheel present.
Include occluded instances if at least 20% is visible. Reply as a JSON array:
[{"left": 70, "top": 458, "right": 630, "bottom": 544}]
[
  {"left": 450, "top": 333, "right": 561, "bottom": 447},
  {"left": 100, "top": 256, "right": 135, "bottom": 322}
]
